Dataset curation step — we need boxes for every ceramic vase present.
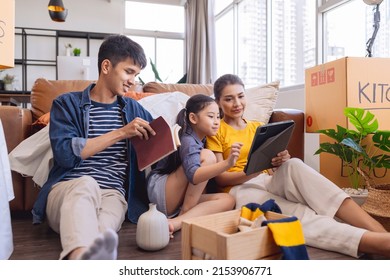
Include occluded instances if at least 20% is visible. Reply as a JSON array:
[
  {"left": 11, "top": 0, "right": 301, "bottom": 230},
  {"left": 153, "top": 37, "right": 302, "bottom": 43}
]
[
  {"left": 136, "top": 203, "right": 169, "bottom": 251},
  {"left": 4, "top": 83, "right": 13, "bottom": 91}
]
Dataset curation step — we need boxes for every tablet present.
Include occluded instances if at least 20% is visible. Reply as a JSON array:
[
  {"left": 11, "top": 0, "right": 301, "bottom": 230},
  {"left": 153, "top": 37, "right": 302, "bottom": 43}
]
[{"left": 244, "top": 120, "right": 295, "bottom": 175}]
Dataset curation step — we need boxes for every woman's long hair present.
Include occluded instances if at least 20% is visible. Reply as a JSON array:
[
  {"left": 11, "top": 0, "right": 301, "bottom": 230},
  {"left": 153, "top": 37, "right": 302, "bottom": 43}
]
[{"left": 155, "top": 94, "right": 216, "bottom": 175}]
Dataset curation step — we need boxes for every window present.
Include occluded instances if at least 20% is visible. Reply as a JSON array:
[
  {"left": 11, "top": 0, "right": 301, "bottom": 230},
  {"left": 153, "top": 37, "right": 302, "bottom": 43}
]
[
  {"left": 124, "top": 1, "right": 185, "bottom": 84},
  {"left": 215, "top": 0, "right": 316, "bottom": 87},
  {"left": 321, "top": 0, "right": 390, "bottom": 62}
]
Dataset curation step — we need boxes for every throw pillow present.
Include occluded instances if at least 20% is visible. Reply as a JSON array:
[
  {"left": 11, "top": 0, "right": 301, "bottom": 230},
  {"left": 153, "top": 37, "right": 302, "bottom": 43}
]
[
  {"left": 143, "top": 82, "right": 213, "bottom": 96},
  {"left": 123, "top": 91, "right": 157, "bottom": 100},
  {"left": 137, "top": 91, "right": 190, "bottom": 126},
  {"left": 31, "top": 112, "right": 51, "bottom": 134},
  {"left": 243, "top": 81, "right": 280, "bottom": 124}
]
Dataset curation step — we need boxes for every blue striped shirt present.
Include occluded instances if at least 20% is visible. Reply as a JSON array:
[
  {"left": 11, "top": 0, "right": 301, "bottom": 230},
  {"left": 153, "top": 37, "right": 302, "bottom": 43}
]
[{"left": 62, "top": 100, "right": 127, "bottom": 196}]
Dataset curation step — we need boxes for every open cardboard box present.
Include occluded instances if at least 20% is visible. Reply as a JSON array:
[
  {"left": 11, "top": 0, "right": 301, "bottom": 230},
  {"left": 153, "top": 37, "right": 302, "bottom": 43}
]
[{"left": 181, "top": 209, "right": 287, "bottom": 260}]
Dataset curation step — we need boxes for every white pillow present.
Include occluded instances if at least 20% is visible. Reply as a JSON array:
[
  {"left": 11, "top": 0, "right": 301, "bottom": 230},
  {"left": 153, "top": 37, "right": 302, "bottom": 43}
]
[
  {"left": 137, "top": 91, "right": 190, "bottom": 126},
  {"left": 243, "top": 81, "right": 279, "bottom": 124}
]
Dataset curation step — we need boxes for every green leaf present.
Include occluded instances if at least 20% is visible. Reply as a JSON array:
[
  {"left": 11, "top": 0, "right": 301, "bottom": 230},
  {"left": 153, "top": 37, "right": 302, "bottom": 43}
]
[
  {"left": 177, "top": 73, "right": 187, "bottom": 84},
  {"left": 138, "top": 77, "right": 145, "bottom": 86},
  {"left": 372, "top": 130, "right": 390, "bottom": 152},
  {"left": 149, "top": 58, "right": 163, "bottom": 82},
  {"left": 344, "top": 107, "right": 378, "bottom": 136},
  {"left": 314, "top": 142, "right": 353, "bottom": 163},
  {"left": 371, "top": 154, "right": 390, "bottom": 169},
  {"left": 340, "top": 138, "right": 364, "bottom": 153},
  {"left": 317, "top": 125, "right": 348, "bottom": 142}
]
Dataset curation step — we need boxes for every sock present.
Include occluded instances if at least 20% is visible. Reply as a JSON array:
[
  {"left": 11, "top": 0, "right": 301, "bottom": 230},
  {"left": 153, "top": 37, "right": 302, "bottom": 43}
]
[
  {"left": 262, "top": 217, "right": 309, "bottom": 260},
  {"left": 78, "top": 228, "right": 118, "bottom": 260},
  {"left": 241, "top": 200, "right": 309, "bottom": 260}
]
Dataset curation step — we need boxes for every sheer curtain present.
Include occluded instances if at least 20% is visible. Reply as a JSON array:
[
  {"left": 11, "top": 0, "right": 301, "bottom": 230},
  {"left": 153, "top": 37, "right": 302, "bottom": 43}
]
[{"left": 185, "top": 0, "right": 217, "bottom": 84}]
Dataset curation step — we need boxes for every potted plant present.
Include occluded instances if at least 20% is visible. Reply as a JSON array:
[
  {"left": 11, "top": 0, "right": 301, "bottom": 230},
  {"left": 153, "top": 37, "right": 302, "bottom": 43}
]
[
  {"left": 315, "top": 107, "right": 390, "bottom": 204},
  {"left": 73, "top": 48, "right": 81, "bottom": 56},
  {"left": 2, "top": 74, "right": 15, "bottom": 91}
]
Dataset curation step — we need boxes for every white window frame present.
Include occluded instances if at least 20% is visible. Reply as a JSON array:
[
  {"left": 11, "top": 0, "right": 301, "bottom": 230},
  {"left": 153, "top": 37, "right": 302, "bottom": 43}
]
[{"left": 123, "top": 0, "right": 186, "bottom": 81}]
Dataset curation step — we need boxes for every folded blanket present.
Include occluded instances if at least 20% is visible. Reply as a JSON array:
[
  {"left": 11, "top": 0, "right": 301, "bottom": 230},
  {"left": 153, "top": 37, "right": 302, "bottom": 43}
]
[{"left": 241, "top": 200, "right": 309, "bottom": 260}]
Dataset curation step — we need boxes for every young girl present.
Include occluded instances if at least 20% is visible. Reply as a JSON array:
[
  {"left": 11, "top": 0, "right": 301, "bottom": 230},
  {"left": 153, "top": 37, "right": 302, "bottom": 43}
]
[
  {"left": 206, "top": 73, "right": 390, "bottom": 258},
  {"left": 146, "top": 94, "right": 242, "bottom": 234}
]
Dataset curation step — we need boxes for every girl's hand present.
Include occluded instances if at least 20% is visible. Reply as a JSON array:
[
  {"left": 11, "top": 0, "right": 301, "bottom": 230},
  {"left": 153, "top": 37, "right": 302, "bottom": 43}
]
[
  {"left": 271, "top": 149, "right": 290, "bottom": 168},
  {"left": 227, "top": 142, "right": 243, "bottom": 167}
]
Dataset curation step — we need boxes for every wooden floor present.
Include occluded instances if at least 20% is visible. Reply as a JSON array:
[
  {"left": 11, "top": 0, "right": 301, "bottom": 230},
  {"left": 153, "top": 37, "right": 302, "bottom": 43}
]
[{"left": 9, "top": 212, "right": 388, "bottom": 260}]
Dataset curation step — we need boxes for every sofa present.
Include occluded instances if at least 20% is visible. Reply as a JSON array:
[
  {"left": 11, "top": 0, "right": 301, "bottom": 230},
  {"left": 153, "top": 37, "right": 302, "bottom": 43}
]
[{"left": 0, "top": 78, "right": 304, "bottom": 212}]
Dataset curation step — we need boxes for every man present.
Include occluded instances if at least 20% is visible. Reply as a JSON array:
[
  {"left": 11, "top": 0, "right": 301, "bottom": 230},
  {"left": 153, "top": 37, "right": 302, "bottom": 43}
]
[{"left": 32, "top": 35, "right": 155, "bottom": 260}]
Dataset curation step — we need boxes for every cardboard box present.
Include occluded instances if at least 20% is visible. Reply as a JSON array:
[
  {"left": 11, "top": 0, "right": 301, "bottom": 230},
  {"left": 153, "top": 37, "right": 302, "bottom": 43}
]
[
  {"left": 319, "top": 135, "right": 390, "bottom": 188},
  {"left": 181, "top": 209, "right": 286, "bottom": 260},
  {"left": 305, "top": 57, "right": 390, "bottom": 132},
  {"left": 0, "top": 0, "right": 15, "bottom": 69}
]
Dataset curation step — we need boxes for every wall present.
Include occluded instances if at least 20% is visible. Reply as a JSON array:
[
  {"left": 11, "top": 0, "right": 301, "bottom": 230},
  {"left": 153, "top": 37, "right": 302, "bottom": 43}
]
[
  {"left": 16, "top": 0, "right": 124, "bottom": 33},
  {"left": 276, "top": 84, "right": 320, "bottom": 172}
]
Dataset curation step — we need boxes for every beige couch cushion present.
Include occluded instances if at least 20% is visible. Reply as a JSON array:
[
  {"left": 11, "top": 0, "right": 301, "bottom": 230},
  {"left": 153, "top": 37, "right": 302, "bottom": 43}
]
[
  {"left": 31, "top": 78, "right": 93, "bottom": 120},
  {"left": 243, "top": 81, "right": 280, "bottom": 124},
  {"left": 143, "top": 82, "right": 213, "bottom": 96}
]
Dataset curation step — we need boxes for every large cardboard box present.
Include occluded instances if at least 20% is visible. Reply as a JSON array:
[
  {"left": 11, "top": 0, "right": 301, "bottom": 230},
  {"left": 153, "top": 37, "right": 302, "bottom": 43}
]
[
  {"left": 0, "top": 0, "right": 15, "bottom": 69},
  {"left": 181, "top": 210, "right": 286, "bottom": 260},
  {"left": 305, "top": 57, "right": 390, "bottom": 132}
]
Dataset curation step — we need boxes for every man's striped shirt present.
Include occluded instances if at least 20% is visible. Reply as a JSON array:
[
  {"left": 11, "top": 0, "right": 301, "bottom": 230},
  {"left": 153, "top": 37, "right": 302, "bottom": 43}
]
[{"left": 62, "top": 100, "right": 127, "bottom": 196}]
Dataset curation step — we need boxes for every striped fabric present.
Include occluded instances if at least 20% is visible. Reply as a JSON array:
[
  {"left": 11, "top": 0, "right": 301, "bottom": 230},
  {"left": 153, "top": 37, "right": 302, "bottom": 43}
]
[
  {"left": 241, "top": 200, "right": 309, "bottom": 260},
  {"left": 63, "top": 100, "right": 127, "bottom": 196}
]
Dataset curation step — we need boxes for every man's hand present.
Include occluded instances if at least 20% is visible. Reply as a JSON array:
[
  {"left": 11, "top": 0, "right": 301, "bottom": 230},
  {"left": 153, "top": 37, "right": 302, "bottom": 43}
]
[{"left": 123, "top": 117, "right": 156, "bottom": 140}]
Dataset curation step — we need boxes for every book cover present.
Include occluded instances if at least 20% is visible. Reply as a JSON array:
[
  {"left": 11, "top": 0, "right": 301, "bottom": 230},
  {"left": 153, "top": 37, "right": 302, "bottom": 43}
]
[{"left": 130, "top": 116, "right": 181, "bottom": 171}]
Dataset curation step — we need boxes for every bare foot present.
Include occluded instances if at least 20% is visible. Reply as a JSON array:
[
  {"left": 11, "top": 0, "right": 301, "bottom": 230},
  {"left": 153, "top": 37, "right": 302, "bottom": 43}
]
[
  {"left": 168, "top": 218, "right": 182, "bottom": 236},
  {"left": 78, "top": 229, "right": 118, "bottom": 260},
  {"left": 168, "top": 222, "right": 174, "bottom": 239}
]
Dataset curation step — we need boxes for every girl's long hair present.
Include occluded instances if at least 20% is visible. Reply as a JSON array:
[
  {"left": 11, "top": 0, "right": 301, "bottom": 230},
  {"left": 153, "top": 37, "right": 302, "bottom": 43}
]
[{"left": 155, "top": 94, "right": 216, "bottom": 175}]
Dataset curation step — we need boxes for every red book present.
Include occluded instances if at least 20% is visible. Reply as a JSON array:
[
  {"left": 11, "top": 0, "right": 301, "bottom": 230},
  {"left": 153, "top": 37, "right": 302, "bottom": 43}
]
[{"left": 130, "top": 116, "right": 181, "bottom": 171}]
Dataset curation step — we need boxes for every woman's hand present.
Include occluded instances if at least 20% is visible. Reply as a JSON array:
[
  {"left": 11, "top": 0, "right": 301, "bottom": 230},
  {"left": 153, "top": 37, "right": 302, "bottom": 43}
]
[{"left": 271, "top": 149, "right": 290, "bottom": 168}]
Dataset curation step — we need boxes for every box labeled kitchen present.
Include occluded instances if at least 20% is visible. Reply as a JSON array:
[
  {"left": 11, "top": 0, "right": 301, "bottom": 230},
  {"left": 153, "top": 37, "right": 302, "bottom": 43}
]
[{"left": 305, "top": 57, "right": 390, "bottom": 132}]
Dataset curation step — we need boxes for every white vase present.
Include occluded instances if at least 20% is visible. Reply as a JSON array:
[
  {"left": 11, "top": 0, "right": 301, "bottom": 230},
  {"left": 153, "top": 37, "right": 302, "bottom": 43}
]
[
  {"left": 136, "top": 203, "right": 170, "bottom": 251},
  {"left": 4, "top": 83, "right": 13, "bottom": 91},
  {"left": 65, "top": 48, "right": 71, "bottom": 56}
]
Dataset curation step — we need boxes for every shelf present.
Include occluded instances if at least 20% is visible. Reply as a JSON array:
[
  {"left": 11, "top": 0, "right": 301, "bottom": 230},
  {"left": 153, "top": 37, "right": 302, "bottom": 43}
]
[
  {"left": 57, "top": 30, "right": 111, "bottom": 40},
  {"left": 14, "top": 27, "right": 113, "bottom": 91}
]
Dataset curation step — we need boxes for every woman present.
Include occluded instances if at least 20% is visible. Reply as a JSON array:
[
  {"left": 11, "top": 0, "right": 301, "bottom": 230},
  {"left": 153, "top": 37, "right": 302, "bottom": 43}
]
[{"left": 206, "top": 73, "right": 390, "bottom": 258}]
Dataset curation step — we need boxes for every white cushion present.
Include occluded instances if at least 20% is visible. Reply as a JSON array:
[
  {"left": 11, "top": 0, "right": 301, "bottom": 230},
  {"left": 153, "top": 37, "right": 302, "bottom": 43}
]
[
  {"left": 243, "top": 81, "right": 279, "bottom": 124},
  {"left": 137, "top": 91, "right": 190, "bottom": 126}
]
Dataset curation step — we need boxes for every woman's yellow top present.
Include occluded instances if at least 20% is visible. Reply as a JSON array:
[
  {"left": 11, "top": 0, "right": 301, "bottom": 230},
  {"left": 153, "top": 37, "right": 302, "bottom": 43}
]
[{"left": 206, "top": 119, "right": 265, "bottom": 191}]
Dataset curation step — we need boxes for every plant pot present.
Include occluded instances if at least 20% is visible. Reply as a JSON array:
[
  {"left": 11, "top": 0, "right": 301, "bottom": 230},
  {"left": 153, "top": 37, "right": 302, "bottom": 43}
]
[
  {"left": 4, "top": 83, "right": 13, "bottom": 91},
  {"left": 343, "top": 187, "right": 368, "bottom": 206}
]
